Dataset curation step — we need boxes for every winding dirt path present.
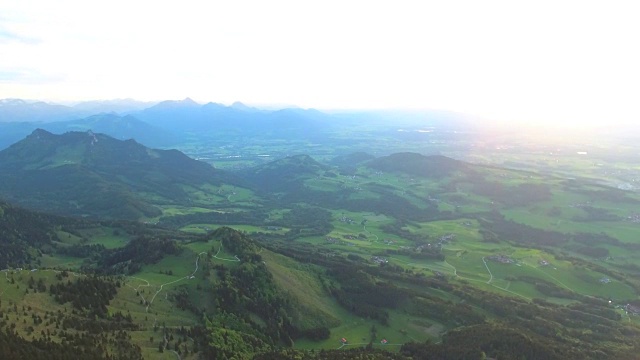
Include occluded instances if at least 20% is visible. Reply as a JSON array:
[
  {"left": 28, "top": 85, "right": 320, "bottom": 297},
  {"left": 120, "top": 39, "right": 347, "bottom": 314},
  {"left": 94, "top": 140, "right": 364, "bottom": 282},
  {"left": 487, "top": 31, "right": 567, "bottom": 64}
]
[
  {"left": 142, "top": 252, "right": 207, "bottom": 312},
  {"left": 362, "top": 223, "right": 379, "bottom": 241},
  {"left": 213, "top": 245, "right": 240, "bottom": 262},
  {"left": 482, "top": 257, "right": 494, "bottom": 284}
]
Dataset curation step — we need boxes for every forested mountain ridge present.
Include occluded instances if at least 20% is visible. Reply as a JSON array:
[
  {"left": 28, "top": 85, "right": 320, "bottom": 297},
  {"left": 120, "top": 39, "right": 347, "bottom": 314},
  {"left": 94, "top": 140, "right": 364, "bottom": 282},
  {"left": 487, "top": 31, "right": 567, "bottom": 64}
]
[
  {"left": 0, "top": 129, "right": 242, "bottom": 219},
  {"left": 0, "top": 198, "right": 187, "bottom": 269}
]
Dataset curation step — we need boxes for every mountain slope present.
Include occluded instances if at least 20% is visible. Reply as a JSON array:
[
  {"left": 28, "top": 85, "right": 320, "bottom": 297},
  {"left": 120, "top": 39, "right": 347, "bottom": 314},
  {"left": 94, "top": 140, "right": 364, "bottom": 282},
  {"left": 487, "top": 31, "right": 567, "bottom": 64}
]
[
  {"left": 0, "top": 129, "right": 237, "bottom": 219},
  {"left": 0, "top": 199, "right": 73, "bottom": 268}
]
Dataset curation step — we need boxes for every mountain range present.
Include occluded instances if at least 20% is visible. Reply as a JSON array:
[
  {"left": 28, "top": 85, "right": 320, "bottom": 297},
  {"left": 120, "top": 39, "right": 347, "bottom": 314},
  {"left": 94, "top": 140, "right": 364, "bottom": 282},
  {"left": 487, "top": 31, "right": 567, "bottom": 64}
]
[
  {"left": 133, "top": 98, "right": 330, "bottom": 139},
  {"left": 0, "top": 98, "right": 337, "bottom": 150},
  {"left": 0, "top": 97, "right": 484, "bottom": 154},
  {"left": 0, "top": 98, "right": 155, "bottom": 123}
]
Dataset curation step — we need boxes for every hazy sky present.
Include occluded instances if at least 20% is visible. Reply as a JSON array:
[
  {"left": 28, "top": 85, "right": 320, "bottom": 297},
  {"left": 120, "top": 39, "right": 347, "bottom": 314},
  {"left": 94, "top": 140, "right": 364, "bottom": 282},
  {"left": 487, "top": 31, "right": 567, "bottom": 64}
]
[{"left": 0, "top": 0, "right": 638, "bottom": 126}]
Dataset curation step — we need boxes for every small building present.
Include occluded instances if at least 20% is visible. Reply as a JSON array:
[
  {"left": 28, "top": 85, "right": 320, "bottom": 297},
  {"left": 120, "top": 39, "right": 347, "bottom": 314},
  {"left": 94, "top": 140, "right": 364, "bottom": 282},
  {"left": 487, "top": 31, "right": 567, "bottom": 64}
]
[
  {"left": 341, "top": 338, "right": 348, "bottom": 344},
  {"left": 371, "top": 256, "right": 388, "bottom": 265},
  {"left": 487, "top": 255, "right": 515, "bottom": 264},
  {"left": 625, "top": 304, "right": 640, "bottom": 315}
]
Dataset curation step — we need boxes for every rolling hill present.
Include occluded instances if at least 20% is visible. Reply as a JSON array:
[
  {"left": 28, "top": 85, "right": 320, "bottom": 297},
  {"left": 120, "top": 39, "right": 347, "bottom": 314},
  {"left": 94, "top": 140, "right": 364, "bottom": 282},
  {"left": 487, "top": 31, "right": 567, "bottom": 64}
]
[
  {"left": 240, "top": 154, "right": 330, "bottom": 193},
  {"left": 365, "top": 152, "right": 470, "bottom": 178}
]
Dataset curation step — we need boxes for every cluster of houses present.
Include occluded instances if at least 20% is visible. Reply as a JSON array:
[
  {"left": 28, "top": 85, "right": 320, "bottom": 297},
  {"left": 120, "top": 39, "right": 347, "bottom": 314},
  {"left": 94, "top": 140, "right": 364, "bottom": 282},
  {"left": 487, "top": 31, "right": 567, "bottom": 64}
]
[
  {"left": 626, "top": 213, "right": 640, "bottom": 223},
  {"left": 263, "top": 226, "right": 282, "bottom": 231},
  {"left": 370, "top": 256, "right": 389, "bottom": 265},
  {"left": 339, "top": 337, "right": 389, "bottom": 345},
  {"left": 539, "top": 259, "right": 550, "bottom": 266},
  {"left": 325, "top": 234, "right": 361, "bottom": 242},
  {"left": 326, "top": 236, "right": 344, "bottom": 245},
  {"left": 625, "top": 304, "right": 640, "bottom": 315},
  {"left": 487, "top": 255, "right": 515, "bottom": 264},
  {"left": 409, "top": 234, "right": 456, "bottom": 254},
  {"left": 439, "top": 234, "right": 456, "bottom": 243},
  {"left": 193, "top": 225, "right": 212, "bottom": 231},
  {"left": 568, "top": 201, "right": 593, "bottom": 208},
  {"left": 415, "top": 244, "right": 432, "bottom": 252},
  {"left": 325, "top": 236, "right": 356, "bottom": 246},
  {"left": 339, "top": 215, "right": 356, "bottom": 224},
  {"left": 599, "top": 277, "right": 612, "bottom": 284}
]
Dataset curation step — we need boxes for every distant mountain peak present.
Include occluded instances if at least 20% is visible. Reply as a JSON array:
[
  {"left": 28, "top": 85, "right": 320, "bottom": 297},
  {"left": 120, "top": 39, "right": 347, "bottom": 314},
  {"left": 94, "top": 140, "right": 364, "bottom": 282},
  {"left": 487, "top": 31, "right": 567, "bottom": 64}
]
[
  {"left": 0, "top": 98, "right": 28, "bottom": 106},
  {"left": 231, "top": 101, "right": 255, "bottom": 112},
  {"left": 28, "top": 128, "right": 54, "bottom": 138},
  {"left": 152, "top": 98, "right": 201, "bottom": 110}
]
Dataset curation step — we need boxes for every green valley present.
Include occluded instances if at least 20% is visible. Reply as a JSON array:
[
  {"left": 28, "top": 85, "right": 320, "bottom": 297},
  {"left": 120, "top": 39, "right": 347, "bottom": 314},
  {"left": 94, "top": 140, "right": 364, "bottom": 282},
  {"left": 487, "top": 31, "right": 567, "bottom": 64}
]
[{"left": 1, "top": 128, "right": 640, "bottom": 359}]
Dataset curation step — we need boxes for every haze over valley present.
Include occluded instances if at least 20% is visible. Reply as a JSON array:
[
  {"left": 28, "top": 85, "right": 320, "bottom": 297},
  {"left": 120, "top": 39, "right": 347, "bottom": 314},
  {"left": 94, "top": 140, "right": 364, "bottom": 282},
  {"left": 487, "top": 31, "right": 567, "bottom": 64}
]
[
  {"left": 0, "top": 96, "right": 640, "bottom": 359},
  {"left": 1, "top": 1, "right": 640, "bottom": 359}
]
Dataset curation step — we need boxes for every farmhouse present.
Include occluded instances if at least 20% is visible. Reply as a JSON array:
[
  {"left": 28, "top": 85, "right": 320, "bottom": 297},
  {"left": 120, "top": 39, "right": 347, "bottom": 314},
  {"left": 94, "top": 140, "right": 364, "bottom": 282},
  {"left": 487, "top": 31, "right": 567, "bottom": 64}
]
[
  {"left": 371, "top": 256, "right": 388, "bottom": 265},
  {"left": 625, "top": 304, "right": 640, "bottom": 315},
  {"left": 339, "top": 215, "right": 356, "bottom": 224},
  {"left": 487, "top": 255, "right": 515, "bottom": 264},
  {"left": 439, "top": 234, "right": 456, "bottom": 242},
  {"left": 326, "top": 236, "right": 341, "bottom": 244},
  {"left": 627, "top": 213, "right": 640, "bottom": 223}
]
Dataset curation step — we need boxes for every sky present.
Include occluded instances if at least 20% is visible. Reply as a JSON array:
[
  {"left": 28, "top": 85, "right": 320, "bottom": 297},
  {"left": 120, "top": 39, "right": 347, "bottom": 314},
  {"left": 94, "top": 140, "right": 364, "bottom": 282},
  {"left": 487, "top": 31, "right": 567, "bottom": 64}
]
[{"left": 0, "top": 0, "right": 639, "bottom": 127}]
